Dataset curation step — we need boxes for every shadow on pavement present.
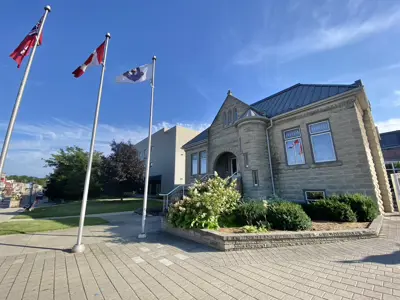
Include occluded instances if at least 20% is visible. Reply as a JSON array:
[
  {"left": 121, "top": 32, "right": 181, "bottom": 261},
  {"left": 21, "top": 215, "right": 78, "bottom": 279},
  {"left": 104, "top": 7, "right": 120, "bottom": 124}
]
[
  {"left": 103, "top": 215, "right": 217, "bottom": 253},
  {"left": 339, "top": 249, "right": 400, "bottom": 265},
  {"left": 0, "top": 242, "right": 71, "bottom": 253}
]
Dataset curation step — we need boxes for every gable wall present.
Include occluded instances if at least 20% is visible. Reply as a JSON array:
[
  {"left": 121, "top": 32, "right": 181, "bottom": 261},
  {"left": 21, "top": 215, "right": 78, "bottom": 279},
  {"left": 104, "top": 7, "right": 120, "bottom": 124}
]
[{"left": 208, "top": 96, "right": 251, "bottom": 175}]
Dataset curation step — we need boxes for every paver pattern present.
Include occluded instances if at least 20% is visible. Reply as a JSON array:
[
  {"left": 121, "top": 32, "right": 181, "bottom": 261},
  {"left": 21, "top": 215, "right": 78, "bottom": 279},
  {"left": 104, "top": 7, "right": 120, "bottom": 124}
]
[{"left": 0, "top": 216, "right": 400, "bottom": 300}]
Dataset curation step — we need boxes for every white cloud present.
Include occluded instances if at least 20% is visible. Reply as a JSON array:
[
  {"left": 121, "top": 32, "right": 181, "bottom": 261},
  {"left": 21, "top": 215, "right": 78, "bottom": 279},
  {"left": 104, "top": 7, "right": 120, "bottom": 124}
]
[
  {"left": 376, "top": 118, "right": 400, "bottom": 133},
  {"left": 234, "top": 6, "right": 400, "bottom": 65},
  {"left": 0, "top": 119, "right": 209, "bottom": 177}
]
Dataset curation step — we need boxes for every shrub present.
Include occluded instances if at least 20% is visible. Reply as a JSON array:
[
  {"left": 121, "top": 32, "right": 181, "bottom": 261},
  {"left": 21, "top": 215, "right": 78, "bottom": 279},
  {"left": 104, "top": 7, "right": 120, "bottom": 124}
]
[
  {"left": 303, "top": 200, "right": 357, "bottom": 222},
  {"left": 329, "top": 194, "right": 379, "bottom": 222},
  {"left": 241, "top": 225, "right": 268, "bottom": 233},
  {"left": 266, "top": 202, "right": 312, "bottom": 231},
  {"left": 235, "top": 200, "right": 268, "bottom": 226},
  {"left": 167, "top": 174, "right": 241, "bottom": 229}
]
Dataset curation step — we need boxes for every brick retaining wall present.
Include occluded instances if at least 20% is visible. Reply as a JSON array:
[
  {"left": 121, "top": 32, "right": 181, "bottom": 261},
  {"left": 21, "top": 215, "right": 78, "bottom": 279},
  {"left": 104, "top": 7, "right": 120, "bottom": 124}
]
[{"left": 162, "top": 215, "right": 383, "bottom": 251}]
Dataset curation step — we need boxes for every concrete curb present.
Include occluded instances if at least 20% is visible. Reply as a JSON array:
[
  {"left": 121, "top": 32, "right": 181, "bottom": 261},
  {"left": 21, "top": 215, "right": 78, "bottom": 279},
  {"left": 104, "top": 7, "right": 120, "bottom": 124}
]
[{"left": 162, "top": 215, "right": 383, "bottom": 251}]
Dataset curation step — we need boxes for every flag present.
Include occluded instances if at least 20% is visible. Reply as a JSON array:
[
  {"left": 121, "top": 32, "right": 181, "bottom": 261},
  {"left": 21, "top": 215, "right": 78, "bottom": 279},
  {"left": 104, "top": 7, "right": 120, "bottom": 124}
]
[
  {"left": 290, "top": 139, "right": 303, "bottom": 155},
  {"left": 10, "top": 17, "right": 43, "bottom": 68},
  {"left": 72, "top": 42, "right": 105, "bottom": 78},
  {"left": 116, "top": 64, "right": 153, "bottom": 84}
]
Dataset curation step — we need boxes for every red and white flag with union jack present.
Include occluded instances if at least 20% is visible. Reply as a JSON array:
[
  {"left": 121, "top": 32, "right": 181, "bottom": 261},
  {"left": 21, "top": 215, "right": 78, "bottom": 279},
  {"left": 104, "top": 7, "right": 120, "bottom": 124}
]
[
  {"left": 72, "top": 42, "right": 105, "bottom": 78},
  {"left": 10, "top": 17, "right": 44, "bottom": 68}
]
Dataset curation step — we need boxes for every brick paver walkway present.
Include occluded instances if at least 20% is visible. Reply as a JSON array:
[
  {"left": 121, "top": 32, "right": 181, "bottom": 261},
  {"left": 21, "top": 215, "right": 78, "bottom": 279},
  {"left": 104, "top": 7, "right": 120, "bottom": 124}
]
[{"left": 0, "top": 216, "right": 400, "bottom": 300}]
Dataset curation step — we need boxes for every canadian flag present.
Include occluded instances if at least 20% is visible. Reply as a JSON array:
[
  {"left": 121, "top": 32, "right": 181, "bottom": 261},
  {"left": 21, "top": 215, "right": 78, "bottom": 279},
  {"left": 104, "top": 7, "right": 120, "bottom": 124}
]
[{"left": 72, "top": 42, "right": 105, "bottom": 78}]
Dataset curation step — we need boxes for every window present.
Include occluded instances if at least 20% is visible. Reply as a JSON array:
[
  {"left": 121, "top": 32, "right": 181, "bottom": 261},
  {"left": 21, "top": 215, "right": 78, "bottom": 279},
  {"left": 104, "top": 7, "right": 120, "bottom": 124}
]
[
  {"left": 144, "top": 149, "right": 147, "bottom": 159},
  {"left": 228, "top": 110, "right": 232, "bottom": 125},
  {"left": 284, "top": 128, "right": 305, "bottom": 165},
  {"left": 191, "top": 153, "right": 198, "bottom": 175},
  {"left": 305, "top": 190, "right": 325, "bottom": 202},
  {"left": 233, "top": 108, "right": 238, "bottom": 122},
  {"left": 243, "top": 153, "right": 249, "bottom": 168},
  {"left": 309, "top": 121, "right": 336, "bottom": 163},
  {"left": 223, "top": 112, "right": 227, "bottom": 127},
  {"left": 252, "top": 170, "right": 259, "bottom": 186},
  {"left": 200, "top": 151, "right": 207, "bottom": 174}
]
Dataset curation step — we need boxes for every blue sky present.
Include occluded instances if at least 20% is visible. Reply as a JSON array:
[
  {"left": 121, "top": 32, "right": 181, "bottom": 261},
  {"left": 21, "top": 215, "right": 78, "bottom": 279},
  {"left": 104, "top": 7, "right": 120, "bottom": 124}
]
[{"left": 1, "top": 0, "right": 400, "bottom": 177}]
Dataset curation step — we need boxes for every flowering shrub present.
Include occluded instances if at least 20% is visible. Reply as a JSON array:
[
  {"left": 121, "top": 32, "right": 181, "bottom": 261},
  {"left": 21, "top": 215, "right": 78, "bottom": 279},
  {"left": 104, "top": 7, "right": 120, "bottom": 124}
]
[{"left": 167, "top": 174, "right": 241, "bottom": 229}]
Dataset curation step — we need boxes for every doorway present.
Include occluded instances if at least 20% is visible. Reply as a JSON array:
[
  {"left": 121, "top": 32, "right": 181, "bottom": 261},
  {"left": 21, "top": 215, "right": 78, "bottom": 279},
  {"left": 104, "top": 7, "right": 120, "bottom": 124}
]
[{"left": 230, "top": 157, "right": 237, "bottom": 175}]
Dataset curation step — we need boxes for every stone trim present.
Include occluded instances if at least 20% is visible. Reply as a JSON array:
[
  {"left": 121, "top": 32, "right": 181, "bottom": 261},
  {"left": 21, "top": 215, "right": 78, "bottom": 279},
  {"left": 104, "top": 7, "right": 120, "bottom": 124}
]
[
  {"left": 273, "top": 98, "right": 356, "bottom": 126},
  {"left": 163, "top": 215, "right": 383, "bottom": 251},
  {"left": 235, "top": 116, "right": 268, "bottom": 128},
  {"left": 279, "top": 160, "right": 344, "bottom": 170}
]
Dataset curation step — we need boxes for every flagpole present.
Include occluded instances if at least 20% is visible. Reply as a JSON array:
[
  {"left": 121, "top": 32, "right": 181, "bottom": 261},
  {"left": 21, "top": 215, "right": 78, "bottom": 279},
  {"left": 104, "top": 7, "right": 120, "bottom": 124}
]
[
  {"left": 0, "top": 5, "right": 51, "bottom": 179},
  {"left": 72, "top": 33, "right": 111, "bottom": 253},
  {"left": 139, "top": 56, "right": 157, "bottom": 239}
]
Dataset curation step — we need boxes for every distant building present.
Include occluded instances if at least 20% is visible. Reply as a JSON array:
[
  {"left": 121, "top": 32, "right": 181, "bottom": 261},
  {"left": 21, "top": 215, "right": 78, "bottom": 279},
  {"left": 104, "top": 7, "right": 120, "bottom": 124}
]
[
  {"left": 380, "top": 130, "right": 400, "bottom": 163},
  {"left": 380, "top": 130, "right": 400, "bottom": 211},
  {"left": 135, "top": 126, "right": 200, "bottom": 195}
]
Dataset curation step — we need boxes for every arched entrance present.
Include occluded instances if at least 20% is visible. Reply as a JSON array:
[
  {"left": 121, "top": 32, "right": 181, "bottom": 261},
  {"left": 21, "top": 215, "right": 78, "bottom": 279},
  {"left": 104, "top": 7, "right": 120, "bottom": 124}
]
[{"left": 214, "top": 152, "right": 237, "bottom": 178}]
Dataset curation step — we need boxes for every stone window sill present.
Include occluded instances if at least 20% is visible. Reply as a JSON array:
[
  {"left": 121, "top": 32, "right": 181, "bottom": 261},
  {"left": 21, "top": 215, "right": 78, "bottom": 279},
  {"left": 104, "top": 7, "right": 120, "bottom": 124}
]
[
  {"left": 283, "top": 160, "right": 343, "bottom": 170},
  {"left": 311, "top": 160, "right": 343, "bottom": 168}
]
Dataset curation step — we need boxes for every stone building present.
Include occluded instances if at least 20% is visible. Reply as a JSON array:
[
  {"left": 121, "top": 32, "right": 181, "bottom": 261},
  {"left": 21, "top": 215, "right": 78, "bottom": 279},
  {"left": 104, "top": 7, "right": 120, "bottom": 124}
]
[{"left": 183, "top": 80, "right": 394, "bottom": 213}]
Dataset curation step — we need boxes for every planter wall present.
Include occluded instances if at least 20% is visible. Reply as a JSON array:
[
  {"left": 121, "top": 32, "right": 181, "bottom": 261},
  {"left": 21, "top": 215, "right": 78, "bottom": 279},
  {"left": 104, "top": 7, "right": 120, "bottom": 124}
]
[{"left": 162, "top": 215, "right": 383, "bottom": 251}]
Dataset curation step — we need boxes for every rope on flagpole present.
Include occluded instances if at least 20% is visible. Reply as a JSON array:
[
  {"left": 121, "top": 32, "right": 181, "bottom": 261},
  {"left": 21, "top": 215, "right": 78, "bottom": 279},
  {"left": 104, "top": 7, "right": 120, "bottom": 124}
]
[
  {"left": 0, "top": 5, "right": 51, "bottom": 180},
  {"left": 71, "top": 33, "right": 111, "bottom": 253},
  {"left": 139, "top": 56, "right": 157, "bottom": 239}
]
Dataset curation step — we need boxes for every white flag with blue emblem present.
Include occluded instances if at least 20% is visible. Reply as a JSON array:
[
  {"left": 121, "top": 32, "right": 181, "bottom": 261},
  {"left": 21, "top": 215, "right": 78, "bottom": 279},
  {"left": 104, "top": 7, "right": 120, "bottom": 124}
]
[{"left": 116, "top": 64, "right": 153, "bottom": 84}]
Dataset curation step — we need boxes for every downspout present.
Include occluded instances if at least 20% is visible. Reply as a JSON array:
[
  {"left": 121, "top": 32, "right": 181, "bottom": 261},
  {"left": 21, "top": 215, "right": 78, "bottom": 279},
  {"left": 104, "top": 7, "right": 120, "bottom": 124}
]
[{"left": 266, "top": 119, "right": 275, "bottom": 195}]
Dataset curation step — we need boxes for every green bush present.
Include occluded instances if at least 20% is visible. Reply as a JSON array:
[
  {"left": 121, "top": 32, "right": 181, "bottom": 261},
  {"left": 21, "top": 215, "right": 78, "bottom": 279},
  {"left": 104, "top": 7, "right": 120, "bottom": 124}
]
[
  {"left": 266, "top": 202, "right": 312, "bottom": 231},
  {"left": 329, "top": 194, "right": 379, "bottom": 222},
  {"left": 303, "top": 200, "right": 357, "bottom": 222},
  {"left": 167, "top": 174, "right": 241, "bottom": 229},
  {"left": 235, "top": 200, "right": 268, "bottom": 226},
  {"left": 241, "top": 225, "right": 269, "bottom": 233}
]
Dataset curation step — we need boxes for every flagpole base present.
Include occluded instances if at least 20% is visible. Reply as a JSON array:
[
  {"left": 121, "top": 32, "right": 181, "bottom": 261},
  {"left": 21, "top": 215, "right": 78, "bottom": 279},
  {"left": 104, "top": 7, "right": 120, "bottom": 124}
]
[
  {"left": 138, "top": 233, "right": 147, "bottom": 239},
  {"left": 71, "top": 243, "right": 86, "bottom": 253}
]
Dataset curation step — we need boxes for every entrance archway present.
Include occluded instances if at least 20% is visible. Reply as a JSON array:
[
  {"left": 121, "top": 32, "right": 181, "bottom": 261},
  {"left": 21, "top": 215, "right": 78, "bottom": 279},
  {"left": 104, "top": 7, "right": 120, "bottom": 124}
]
[{"left": 214, "top": 152, "right": 237, "bottom": 178}]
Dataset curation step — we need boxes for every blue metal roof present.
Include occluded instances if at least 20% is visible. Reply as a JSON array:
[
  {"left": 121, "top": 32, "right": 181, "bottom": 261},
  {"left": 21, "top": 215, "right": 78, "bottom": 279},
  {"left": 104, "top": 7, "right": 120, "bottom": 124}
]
[
  {"left": 183, "top": 81, "right": 361, "bottom": 148},
  {"left": 182, "top": 128, "right": 208, "bottom": 148},
  {"left": 250, "top": 81, "right": 361, "bottom": 118}
]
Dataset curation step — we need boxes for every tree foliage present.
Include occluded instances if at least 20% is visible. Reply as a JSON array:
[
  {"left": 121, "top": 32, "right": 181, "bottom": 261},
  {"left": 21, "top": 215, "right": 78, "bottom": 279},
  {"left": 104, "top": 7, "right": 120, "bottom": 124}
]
[
  {"left": 44, "top": 146, "right": 103, "bottom": 201},
  {"left": 102, "top": 140, "right": 145, "bottom": 200}
]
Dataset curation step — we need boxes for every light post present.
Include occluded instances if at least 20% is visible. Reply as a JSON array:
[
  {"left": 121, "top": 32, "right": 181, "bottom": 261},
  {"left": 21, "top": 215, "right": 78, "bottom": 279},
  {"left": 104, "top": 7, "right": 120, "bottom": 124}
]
[{"left": 29, "top": 182, "right": 34, "bottom": 205}]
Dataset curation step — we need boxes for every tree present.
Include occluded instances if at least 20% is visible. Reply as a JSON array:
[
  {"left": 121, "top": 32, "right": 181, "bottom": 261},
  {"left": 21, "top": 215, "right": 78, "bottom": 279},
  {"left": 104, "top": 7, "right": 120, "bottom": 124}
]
[
  {"left": 44, "top": 146, "right": 103, "bottom": 201},
  {"left": 102, "top": 140, "right": 145, "bottom": 200}
]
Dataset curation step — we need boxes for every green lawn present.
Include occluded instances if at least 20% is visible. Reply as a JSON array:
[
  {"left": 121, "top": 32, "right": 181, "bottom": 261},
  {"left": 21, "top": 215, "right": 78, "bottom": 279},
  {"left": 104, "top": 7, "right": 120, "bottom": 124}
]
[
  {"left": 13, "top": 198, "right": 163, "bottom": 220},
  {"left": 0, "top": 217, "right": 108, "bottom": 236}
]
